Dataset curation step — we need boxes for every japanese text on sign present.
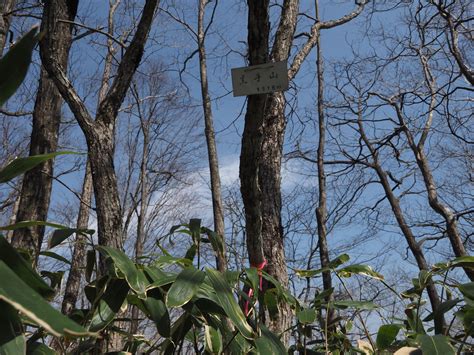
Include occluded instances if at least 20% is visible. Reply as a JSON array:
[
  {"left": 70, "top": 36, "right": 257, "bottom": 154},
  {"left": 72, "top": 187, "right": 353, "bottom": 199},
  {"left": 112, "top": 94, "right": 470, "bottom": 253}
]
[{"left": 231, "top": 60, "right": 288, "bottom": 97}]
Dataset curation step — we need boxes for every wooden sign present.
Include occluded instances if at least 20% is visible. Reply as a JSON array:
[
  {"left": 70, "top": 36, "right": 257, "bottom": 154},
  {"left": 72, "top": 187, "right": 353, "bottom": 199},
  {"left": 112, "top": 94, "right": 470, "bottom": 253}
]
[{"left": 231, "top": 60, "right": 288, "bottom": 97}]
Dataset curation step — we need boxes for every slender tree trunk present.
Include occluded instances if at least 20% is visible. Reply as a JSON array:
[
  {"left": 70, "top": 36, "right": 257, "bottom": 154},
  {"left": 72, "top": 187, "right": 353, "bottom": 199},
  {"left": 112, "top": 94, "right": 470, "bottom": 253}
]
[
  {"left": 61, "top": 162, "right": 93, "bottom": 315},
  {"left": 392, "top": 51, "right": 474, "bottom": 281},
  {"left": 0, "top": 0, "right": 15, "bottom": 56},
  {"left": 41, "top": 0, "right": 160, "bottom": 263},
  {"left": 314, "top": 0, "right": 335, "bottom": 332},
  {"left": 197, "top": 0, "right": 227, "bottom": 272},
  {"left": 130, "top": 110, "right": 149, "bottom": 335},
  {"left": 12, "top": 0, "right": 78, "bottom": 265},
  {"left": 60, "top": 0, "right": 120, "bottom": 318},
  {"left": 356, "top": 104, "right": 445, "bottom": 334}
]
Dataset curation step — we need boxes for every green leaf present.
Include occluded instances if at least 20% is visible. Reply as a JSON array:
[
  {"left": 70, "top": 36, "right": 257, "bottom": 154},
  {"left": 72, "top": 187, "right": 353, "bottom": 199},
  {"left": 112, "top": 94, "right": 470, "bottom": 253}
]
[
  {"left": 202, "top": 227, "right": 225, "bottom": 255},
  {"left": 166, "top": 268, "right": 205, "bottom": 307},
  {"left": 39, "top": 251, "right": 71, "bottom": 265},
  {"left": 416, "top": 335, "right": 455, "bottom": 355},
  {"left": 89, "top": 278, "right": 129, "bottom": 332},
  {"left": 459, "top": 282, "right": 474, "bottom": 301},
  {"left": 256, "top": 325, "right": 286, "bottom": 355},
  {"left": 0, "top": 260, "right": 93, "bottom": 337},
  {"left": 0, "top": 301, "right": 26, "bottom": 355},
  {"left": 184, "top": 244, "right": 197, "bottom": 261},
  {"left": 332, "top": 300, "right": 378, "bottom": 310},
  {"left": 27, "top": 342, "right": 56, "bottom": 354},
  {"left": 376, "top": 324, "right": 403, "bottom": 350},
  {"left": 145, "top": 292, "right": 170, "bottom": 338},
  {"left": 0, "top": 152, "right": 80, "bottom": 184},
  {"left": 48, "top": 228, "right": 94, "bottom": 249},
  {"left": 0, "top": 26, "right": 38, "bottom": 106},
  {"left": 206, "top": 268, "right": 255, "bottom": 339},
  {"left": 423, "top": 299, "right": 460, "bottom": 322},
  {"left": 85, "top": 249, "right": 95, "bottom": 282},
  {"left": 246, "top": 267, "right": 259, "bottom": 293},
  {"left": 40, "top": 270, "right": 64, "bottom": 289},
  {"left": 204, "top": 325, "right": 223, "bottom": 355},
  {"left": 264, "top": 290, "right": 279, "bottom": 318},
  {"left": 327, "top": 253, "right": 350, "bottom": 269},
  {"left": 337, "top": 264, "right": 384, "bottom": 280},
  {"left": 294, "top": 254, "right": 350, "bottom": 278},
  {"left": 97, "top": 246, "right": 148, "bottom": 299},
  {"left": 297, "top": 308, "right": 316, "bottom": 324},
  {"left": 0, "top": 236, "right": 54, "bottom": 299}
]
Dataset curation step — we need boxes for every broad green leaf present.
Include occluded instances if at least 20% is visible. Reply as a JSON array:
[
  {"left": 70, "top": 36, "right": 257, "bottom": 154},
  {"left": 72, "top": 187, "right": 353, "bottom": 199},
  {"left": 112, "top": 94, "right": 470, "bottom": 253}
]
[
  {"left": 434, "top": 256, "right": 474, "bottom": 271},
  {"left": 0, "top": 301, "right": 25, "bottom": 355},
  {"left": 297, "top": 308, "right": 316, "bottom": 324},
  {"left": 0, "top": 26, "right": 38, "bottom": 106},
  {"left": 246, "top": 267, "right": 259, "bottom": 292},
  {"left": 189, "top": 218, "right": 201, "bottom": 239},
  {"left": 145, "top": 292, "right": 170, "bottom": 337},
  {"left": 327, "top": 253, "right": 350, "bottom": 269},
  {"left": 294, "top": 254, "right": 350, "bottom": 278},
  {"left": 48, "top": 227, "right": 94, "bottom": 249},
  {"left": 85, "top": 249, "right": 95, "bottom": 282},
  {"left": 97, "top": 246, "right": 148, "bottom": 299},
  {"left": 154, "top": 254, "right": 193, "bottom": 268},
  {"left": 0, "top": 152, "right": 80, "bottom": 184},
  {"left": 204, "top": 325, "right": 223, "bottom": 355},
  {"left": 89, "top": 278, "right": 129, "bottom": 332},
  {"left": 0, "top": 236, "right": 54, "bottom": 299},
  {"left": 333, "top": 300, "right": 378, "bottom": 310},
  {"left": 416, "top": 335, "right": 455, "bottom": 355},
  {"left": 39, "top": 251, "right": 71, "bottom": 265},
  {"left": 264, "top": 290, "right": 279, "bottom": 318},
  {"left": 0, "top": 220, "right": 68, "bottom": 231},
  {"left": 257, "top": 325, "right": 286, "bottom": 355},
  {"left": 423, "top": 299, "right": 460, "bottom": 322},
  {"left": 202, "top": 227, "right": 225, "bottom": 255},
  {"left": 376, "top": 324, "right": 403, "bottom": 350},
  {"left": 161, "top": 313, "right": 194, "bottom": 355},
  {"left": 206, "top": 268, "right": 255, "bottom": 339},
  {"left": 27, "top": 342, "right": 56, "bottom": 354},
  {"left": 337, "top": 264, "right": 383, "bottom": 280},
  {"left": 166, "top": 268, "right": 205, "bottom": 307},
  {"left": 459, "top": 282, "right": 474, "bottom": 301},
  {"left": 294, "top": 267, "right": 324, "bottom": 278},
  {"left": 40, "top": 270, "right": 64, "bottom": 289},
  {"left": 0, "top": 260, "right": 93, "bottom": 337},
  {"left": 184, "top": 244, "right": 197, "bottom": 261}
]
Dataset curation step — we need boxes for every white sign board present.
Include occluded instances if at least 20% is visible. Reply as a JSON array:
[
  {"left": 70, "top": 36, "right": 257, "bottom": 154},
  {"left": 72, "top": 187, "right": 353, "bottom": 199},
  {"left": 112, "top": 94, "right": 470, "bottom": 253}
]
[{"left": 231, "top": 60, "right": 288, "bottom": 97}]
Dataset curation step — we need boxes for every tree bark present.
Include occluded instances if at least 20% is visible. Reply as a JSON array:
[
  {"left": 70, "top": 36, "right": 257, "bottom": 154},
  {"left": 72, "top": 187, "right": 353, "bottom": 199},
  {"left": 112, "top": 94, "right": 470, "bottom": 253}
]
[
  {"left": 61, "top": 162, "right": 93, "bottom": 315},
  {"left": 0, "top": 0, "right": 15, "bottom": 56},
  {"left": 40, "top": 0, "right": 160, "bottom": 262},
  {"left": 314, "top": 0, "right": 335, "bottom": 333},
  {"left": 197, "top": 0, "right": 227, "bottom": 272},
  {"left": 12, "top": 0, "right": 78, "bottom": 264},
  {"left": 356, "top": 104, "right": 445, "bottom": 334}
]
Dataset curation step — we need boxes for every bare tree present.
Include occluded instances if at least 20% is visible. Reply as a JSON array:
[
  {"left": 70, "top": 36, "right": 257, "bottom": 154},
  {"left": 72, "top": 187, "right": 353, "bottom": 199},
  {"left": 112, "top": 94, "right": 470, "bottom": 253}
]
[
  {"left": 240, "top": 0, "right": 368, "bottom": 338},
  {"left": 0, "top": 0, "right": 16, "bottom": 55},
  {"left": 40, "top": 0, "right": 160, "bottom": 259},
  {"left": 12, "top": 0, "right": 79, "bottom": 265},
  {"left": 197, "top": 0, "right": 227, "bottom": 272}
]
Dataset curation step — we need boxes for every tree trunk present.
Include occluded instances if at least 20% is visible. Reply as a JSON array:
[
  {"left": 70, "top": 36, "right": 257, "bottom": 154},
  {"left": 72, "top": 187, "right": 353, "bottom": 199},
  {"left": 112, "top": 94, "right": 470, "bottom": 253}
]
[
  {"left": 12, "top": 0, "right": 78, "bottom": 264},
  {"left": 40, "top": 0, "right": 160, "bottom": 263},
  {"left": 0, "top": 0, "right": 15, "bottom": 56},
  {"left": 314, "top": 0, "right": 335, "bottom": 333},
  {"left": 61, "top": 162, "right": 93, "bottom": 315},
  {"left": 197, "top": 0, "right": 227, "bottom": 272},
  {"left": 356, "top": 105, "right": 445, "bottom": 334}
]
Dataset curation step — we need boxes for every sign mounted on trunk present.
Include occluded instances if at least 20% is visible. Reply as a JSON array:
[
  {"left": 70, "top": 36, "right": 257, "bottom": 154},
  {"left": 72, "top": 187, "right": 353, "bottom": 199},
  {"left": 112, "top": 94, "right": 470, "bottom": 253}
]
[{"left": 231, "top": 60, "right": 288, "bottom": 97}]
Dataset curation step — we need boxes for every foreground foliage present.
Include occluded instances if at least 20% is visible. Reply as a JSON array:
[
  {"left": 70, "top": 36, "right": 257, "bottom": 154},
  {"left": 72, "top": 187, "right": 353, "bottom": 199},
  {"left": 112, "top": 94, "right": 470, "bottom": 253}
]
[{"left": 0, "top": 24, "right": 472, "bottom": 355}]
